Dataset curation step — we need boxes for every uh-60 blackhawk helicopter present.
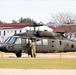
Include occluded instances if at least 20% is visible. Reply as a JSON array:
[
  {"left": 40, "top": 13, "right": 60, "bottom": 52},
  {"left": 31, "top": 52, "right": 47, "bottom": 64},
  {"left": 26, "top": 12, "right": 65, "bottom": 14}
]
[{"left": 0, "top": 23, "right": 76, "bottom": 58}]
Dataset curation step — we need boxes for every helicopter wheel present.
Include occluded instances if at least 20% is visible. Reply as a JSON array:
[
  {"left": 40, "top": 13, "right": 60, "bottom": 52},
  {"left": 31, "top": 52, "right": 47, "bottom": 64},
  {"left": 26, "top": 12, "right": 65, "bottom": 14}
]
[{"left": 16, "top": 52, "right": 22, "bottom": 57}]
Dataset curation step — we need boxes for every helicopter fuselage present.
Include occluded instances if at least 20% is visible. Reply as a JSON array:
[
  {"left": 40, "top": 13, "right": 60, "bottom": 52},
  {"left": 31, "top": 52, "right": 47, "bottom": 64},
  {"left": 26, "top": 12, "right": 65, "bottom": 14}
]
[{"left": 0, "top": 35, "right": 76, "bottom": 57}]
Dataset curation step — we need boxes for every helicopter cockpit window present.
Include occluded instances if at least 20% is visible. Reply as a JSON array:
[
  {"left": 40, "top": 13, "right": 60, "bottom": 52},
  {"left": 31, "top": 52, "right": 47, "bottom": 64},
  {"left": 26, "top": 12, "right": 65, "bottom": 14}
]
[
  {"left": 4, "top": 37, "right": 11, "bottom": 43},
  {"left": 4, "top": 37, "right": 16, "bottom": 44},
  {"left": 43, "top": 39, "right": 48, "bottom": 45},
  {"left": 15, "top": 38, "right": 21, "bottom": 44}
]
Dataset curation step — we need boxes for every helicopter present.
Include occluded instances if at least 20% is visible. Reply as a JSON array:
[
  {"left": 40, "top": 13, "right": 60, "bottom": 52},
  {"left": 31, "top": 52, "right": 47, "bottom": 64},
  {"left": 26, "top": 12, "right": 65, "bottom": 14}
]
[{"left": 0, "top": 23, "right": 76, "bottom": 58}]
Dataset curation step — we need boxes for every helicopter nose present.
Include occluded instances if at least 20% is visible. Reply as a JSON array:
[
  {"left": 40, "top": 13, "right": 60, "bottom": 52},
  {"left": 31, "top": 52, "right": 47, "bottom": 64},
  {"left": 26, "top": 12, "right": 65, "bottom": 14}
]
[{"left": 0, "top": 44, "right": 8, "bottom": 52}]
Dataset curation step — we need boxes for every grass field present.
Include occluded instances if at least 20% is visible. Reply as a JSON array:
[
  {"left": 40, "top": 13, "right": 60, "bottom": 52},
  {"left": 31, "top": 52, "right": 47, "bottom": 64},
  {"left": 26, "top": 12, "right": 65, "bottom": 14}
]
[
  {"left": 0, "top": 58, "right": 76, "bottom": 69},
  {"left": 0, "top": 52, "right": 76, "bottom": 69}
]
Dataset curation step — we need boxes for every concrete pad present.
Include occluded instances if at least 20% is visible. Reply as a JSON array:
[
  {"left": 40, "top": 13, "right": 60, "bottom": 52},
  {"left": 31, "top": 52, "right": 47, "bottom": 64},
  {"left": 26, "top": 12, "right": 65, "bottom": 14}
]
[
  {"left": 0, "top": 69, "right": 76, "bottom": 75},
  {"left": 1, "top": 54, "right": 76, "bottom": 59}
]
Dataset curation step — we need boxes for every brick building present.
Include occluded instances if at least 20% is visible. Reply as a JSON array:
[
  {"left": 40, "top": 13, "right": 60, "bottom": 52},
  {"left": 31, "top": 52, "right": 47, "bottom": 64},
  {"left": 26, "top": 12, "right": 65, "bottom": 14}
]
[{"left": 0, "top": 22, "right": 34, "bottom": 42}]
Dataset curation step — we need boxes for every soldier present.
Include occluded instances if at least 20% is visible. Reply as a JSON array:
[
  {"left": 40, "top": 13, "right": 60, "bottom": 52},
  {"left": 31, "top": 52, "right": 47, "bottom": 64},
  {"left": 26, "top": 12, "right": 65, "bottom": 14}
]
[
  {"left": 30, "top": 40, "right": 36, "bottom": 58},
  {"left": 26, "top": 40, "right": 31, "bottom": 57}
]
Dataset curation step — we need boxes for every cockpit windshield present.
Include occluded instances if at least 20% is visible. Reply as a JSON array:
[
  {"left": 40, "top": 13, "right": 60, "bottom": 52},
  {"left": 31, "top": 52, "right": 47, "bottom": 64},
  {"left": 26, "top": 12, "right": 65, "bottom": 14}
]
[
  {"left": 4, "top": 37, "right": 11, "bottom": 43},
  {"left": 4, "top": 37, "right": 17, "bottom": 44}
]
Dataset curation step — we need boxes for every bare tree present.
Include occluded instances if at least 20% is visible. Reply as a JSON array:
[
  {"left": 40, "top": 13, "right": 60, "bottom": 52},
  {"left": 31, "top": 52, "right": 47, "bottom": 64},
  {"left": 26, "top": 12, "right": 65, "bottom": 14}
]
[
  {"left": 50, "top": 12, "right": 76, "bottom": 24},
  {"left": 50, "top": 12, "right": 76, "bottom": 40}
]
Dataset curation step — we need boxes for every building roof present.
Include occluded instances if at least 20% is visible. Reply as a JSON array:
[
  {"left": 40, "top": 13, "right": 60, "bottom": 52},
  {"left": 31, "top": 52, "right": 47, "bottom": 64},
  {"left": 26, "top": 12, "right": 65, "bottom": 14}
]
[
  {"left": 1, "top": 22, "right": 76, "bottom": 32},
  {"left": 0, "top": 22, "right": 35, "bottom": 29},
  {"left": 49, "top": 25, "right": 76, "bottom": 32}
]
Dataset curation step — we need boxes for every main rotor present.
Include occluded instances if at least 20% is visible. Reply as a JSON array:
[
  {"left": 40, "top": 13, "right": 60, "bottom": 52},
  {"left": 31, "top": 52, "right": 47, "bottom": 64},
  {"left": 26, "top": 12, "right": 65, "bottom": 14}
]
[{"left": 27, "top": 22, "right": 44, "bottom": 31}]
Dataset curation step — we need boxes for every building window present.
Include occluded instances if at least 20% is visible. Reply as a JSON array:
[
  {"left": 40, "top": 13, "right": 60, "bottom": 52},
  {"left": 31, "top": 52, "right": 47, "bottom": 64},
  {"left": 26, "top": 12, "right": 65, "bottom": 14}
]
[
  {"left": 20, "top": 30, "right": 21, "bottom": 33},
  {"left": 15, "top": 30, "right": 16, "bottom": 34},
  {"left": 4, "top": 31, "right": 6, "bottom": 36},
  {"left": 7, "top": 31, "right": 9, "bottom": 33}
]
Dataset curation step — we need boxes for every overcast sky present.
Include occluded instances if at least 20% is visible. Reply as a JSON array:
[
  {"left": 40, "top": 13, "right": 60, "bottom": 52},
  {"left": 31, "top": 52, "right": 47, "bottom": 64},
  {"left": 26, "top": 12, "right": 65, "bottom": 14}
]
[{"left": 0, "top": 0, "right": 76, "bottom": 23}]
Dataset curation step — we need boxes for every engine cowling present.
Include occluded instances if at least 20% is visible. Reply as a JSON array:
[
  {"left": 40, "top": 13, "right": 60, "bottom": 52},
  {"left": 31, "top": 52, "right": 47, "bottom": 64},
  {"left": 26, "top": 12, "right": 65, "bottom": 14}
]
[{"left": 35, "top": 31, "right": 62, "bottom": 37}]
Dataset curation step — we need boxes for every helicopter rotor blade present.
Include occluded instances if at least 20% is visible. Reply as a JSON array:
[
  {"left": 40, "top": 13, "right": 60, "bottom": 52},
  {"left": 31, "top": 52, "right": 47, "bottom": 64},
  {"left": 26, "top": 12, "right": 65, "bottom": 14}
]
[{"left": 27, "top": 22, "right": 43, "bottom": 27}]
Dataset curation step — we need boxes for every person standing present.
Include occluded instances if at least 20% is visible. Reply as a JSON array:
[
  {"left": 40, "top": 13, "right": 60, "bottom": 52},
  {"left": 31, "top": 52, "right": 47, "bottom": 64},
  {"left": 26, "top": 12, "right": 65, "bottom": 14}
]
[{"left": 30, "top": 40, "right": 36, "bottom": 58}]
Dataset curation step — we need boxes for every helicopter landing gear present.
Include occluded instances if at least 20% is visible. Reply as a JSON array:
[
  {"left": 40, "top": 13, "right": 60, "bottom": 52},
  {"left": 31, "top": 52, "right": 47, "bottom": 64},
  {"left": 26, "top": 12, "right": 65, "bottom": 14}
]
[{"left": 15, "top": 52, "right": 22, "bottom": 57}]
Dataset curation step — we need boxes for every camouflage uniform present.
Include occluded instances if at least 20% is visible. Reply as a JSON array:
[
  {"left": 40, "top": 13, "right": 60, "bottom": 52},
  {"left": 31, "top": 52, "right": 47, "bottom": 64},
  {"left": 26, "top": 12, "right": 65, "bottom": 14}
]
[{"left": 30, "top": 41, "right": 36, "bottom": 57}]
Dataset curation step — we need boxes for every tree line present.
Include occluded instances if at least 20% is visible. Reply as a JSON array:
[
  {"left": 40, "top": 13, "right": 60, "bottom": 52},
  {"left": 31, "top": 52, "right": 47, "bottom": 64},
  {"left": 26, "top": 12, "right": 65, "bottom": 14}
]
[
  {"left": 0, "top": 12, "right": 76, "bottom": 24},
  {"left": 0, "top": 17, "right": 35, "bottom": 24}
]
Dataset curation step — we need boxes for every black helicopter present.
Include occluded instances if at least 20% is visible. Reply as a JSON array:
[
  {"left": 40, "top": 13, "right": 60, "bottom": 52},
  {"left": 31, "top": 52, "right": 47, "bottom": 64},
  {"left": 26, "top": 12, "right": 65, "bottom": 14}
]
[{"left": 0, "top": 23, "right": 76, "bottom": 57}]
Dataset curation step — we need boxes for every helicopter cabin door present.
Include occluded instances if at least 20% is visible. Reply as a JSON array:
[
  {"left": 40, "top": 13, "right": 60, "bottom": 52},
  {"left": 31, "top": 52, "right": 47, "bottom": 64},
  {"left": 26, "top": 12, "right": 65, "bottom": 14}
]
[
  {"left": 13, "top": 37, "right": 22, "bottom": 52},
  {"left": 36, "top": 39, "right": 49, "bottom": 53}
]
